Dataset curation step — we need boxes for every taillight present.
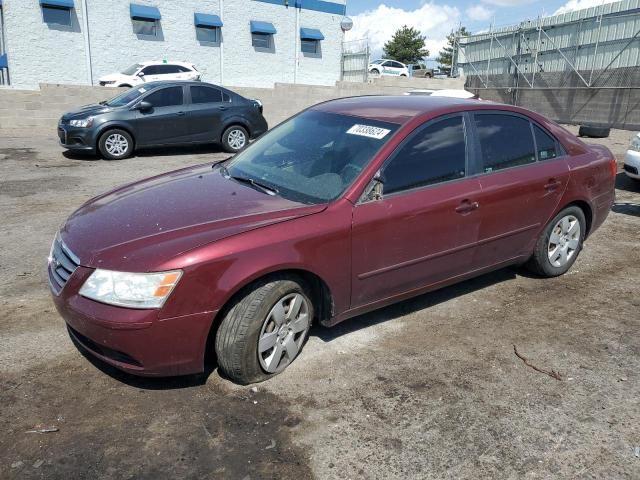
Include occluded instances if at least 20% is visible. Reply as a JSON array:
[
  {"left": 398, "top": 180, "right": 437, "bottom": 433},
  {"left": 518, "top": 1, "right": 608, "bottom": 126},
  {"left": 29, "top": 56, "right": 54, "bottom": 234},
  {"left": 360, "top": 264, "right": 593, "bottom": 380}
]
[{"left": 609, "top": 156, "right": 617, "bottom": 177}]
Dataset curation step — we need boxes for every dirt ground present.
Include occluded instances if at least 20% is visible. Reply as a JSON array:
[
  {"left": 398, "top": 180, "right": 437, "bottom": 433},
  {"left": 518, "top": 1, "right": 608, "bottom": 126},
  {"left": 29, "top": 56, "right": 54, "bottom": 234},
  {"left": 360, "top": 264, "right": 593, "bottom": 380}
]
[{"left": 0, "top": 126, "right": 639, "bottom": 480}]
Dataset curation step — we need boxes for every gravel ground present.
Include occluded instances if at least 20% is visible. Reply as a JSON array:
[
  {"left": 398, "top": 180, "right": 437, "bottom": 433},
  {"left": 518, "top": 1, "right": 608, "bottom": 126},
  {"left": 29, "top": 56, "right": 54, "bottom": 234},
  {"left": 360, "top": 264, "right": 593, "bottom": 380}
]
[{"left": 0, "top": 128, "right": 639, "bottom": 480}]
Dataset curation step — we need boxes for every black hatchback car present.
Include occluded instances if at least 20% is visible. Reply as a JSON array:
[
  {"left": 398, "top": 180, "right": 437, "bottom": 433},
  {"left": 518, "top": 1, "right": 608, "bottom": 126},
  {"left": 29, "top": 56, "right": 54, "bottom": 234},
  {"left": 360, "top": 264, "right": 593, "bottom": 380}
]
[{"left": 58, "top": 81, "right": 268, "bottom": 159}]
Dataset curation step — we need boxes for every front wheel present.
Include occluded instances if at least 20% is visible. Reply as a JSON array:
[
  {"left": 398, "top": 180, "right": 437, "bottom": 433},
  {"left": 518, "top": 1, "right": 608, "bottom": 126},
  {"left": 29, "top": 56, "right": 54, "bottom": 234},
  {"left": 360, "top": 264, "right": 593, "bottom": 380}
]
[
  {"left": 98, "top": 129, "right": 134, "bottom": 160},
  {"left": 526, "top": 206, "right": 586, "bottom": 277},
  {"left": 221, "top": 125, "right": 248, "bottom": 153},
  {"left": 215, "top": 276, "right": 314, "bottom": 384}
]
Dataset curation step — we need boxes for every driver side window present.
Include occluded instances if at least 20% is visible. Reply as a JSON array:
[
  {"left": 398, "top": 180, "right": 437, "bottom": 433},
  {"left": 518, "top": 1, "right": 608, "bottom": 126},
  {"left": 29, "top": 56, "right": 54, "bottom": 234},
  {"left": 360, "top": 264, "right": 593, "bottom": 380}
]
[
  {"left": 382, "top": 115, "right": 467, "bottom": 195},
  {"left": 144, "top": 87, "right": 184, "bottom": 108}
]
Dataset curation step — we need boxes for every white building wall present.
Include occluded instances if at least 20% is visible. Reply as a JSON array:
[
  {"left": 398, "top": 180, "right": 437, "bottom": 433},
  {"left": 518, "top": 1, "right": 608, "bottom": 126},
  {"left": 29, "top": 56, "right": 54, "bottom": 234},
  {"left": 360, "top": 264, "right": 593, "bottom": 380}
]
[
  {"left": 2, "top": 0, "right": 88, "bottom": 89},
  {"left": 1, "top": 0, "right": 346, "bottom": 90},
  {"left": 87, "top": 0, "right": 222, "bottom": 86}
]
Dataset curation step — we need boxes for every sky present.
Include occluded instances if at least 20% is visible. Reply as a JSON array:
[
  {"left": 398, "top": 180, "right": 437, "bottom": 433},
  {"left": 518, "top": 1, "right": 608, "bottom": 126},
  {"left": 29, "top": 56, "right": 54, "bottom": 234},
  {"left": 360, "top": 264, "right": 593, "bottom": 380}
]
[{"left": 344, "top": 0, "right": 618, "bottom": 61}]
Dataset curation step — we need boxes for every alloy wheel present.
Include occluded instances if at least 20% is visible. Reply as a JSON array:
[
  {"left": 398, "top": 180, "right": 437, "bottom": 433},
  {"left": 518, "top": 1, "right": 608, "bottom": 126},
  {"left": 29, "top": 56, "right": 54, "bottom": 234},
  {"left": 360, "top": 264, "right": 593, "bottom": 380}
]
[
  {"left": 547, "top": 215, "right": 581, "bottom": 267},
  {"left": 258, "top": 293, "right": 311, "bottom": 373},
  {"left": 228, "top": 129, "right": 246, "bottom": 150},
  {"left": 105, "top": 133, "right": 129, "bottom": 157}
]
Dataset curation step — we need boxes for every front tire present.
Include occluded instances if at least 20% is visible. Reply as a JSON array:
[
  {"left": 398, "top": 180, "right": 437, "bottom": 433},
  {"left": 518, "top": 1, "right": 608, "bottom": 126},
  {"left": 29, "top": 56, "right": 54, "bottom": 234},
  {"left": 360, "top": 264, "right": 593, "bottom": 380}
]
[
  {"left": 221, "top": 125, "right": 248, "bottom": 153},
  {"left": 98, "top": 129, "right": 134, "bottom": 160},
  {"left": 215, "top": 276, "right": 314, "bottom": 384},
  {"left": 526, "top": 206, "right": 586, "bottom": 277}
]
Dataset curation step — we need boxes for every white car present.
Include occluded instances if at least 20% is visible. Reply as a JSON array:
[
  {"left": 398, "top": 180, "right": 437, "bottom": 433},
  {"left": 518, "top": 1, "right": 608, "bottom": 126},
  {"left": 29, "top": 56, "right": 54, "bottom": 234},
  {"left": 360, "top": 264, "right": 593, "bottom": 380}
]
[
  {"left": 623, "top": 132, "right": 640, "bottom": 180},
  {"left": 98, "top": 61, "right": 201, "bottom": 87},
  {"left": 368, "top": 59, "right": 409, "bottom": 77}
]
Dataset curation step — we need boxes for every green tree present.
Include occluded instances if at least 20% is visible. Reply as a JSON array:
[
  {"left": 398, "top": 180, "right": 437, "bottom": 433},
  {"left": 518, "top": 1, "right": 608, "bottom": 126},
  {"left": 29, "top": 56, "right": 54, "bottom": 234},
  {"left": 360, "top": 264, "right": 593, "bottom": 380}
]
[
  {"left": 436, "top": 26, "right": 470, "bottom": 67},
  {"left": 382, "top": 26, "right": 429, "bottom": 64}
]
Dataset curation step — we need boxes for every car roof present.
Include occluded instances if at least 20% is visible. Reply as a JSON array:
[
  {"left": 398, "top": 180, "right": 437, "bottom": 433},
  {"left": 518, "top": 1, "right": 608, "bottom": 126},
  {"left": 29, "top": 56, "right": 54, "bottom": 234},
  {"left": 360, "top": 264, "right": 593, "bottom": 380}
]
[
  {"left": 139, "top": 60, "right": 193, "bottom": 67},
  {"left": 311, "top": 95, "right": 494, "bottom": 124}
]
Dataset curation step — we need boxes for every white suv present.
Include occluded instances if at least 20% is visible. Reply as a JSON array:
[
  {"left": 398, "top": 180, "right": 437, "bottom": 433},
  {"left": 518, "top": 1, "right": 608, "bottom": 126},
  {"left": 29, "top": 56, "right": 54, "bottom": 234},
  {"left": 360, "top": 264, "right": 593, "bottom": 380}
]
[
  {"left": 368, "top": 59, "right": 409, "bottom": 77},
  {"left": 623, "top": 132, "right": 640, "bottom": 180},
  {"left": 98, "top": 61, "right": 201, "bottom": 87}
]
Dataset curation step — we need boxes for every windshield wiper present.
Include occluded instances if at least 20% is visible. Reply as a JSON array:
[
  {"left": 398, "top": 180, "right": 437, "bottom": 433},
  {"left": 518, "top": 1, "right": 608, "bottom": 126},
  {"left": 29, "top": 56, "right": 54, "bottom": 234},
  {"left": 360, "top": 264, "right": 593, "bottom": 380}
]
[
  {"left": 99, "top": 100, "right": 107, "bottom": 105},
  {"left": 221, "top": 167, "right": 278, "bottom": 196}
]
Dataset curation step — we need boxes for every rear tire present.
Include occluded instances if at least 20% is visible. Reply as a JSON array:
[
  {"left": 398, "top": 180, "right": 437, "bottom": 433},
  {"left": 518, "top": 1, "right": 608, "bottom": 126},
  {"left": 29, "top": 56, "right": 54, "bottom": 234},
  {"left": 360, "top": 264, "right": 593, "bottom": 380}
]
[
  {"left": 98, "top": 129, "right": 134, "bottom": 160},
  {"left": 215, "top": 276, "right": 314, "bottom": 384},
  {"left": 578, "top": 125, "right": 610, "bottom": 138},
  {"left": 221, "top": 125, "right": 248, "bottom": 153},
  {"left": 526, "top": 206, "right": 586, "bottom": 277}
]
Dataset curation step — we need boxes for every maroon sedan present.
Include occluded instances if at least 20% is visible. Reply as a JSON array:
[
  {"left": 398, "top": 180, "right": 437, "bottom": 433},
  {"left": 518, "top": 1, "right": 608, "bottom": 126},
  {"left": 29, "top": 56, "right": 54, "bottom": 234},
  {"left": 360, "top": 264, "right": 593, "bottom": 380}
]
[{"left": 49, "top": 96, "right": 616, "bottom": 384}]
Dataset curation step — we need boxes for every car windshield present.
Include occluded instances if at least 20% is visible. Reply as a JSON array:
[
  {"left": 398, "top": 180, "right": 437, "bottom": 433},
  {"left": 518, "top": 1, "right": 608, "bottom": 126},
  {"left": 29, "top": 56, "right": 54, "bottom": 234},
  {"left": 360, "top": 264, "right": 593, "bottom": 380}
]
[
  {"left": 121, "top": 63, "right": 143, "bottom": 75},
  {"left": 225, "top": 110, "right": 399, "bottom": 204},
  {"left": 105, "top": 86, "right": 149, "bottom": 107}
]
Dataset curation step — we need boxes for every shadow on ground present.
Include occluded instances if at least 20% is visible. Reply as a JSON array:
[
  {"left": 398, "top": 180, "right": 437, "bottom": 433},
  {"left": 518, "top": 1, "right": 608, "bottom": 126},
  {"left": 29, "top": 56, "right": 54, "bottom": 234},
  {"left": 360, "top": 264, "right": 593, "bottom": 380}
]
[{"left": 615, "top": 172, "right": 640, "bottom": 192}]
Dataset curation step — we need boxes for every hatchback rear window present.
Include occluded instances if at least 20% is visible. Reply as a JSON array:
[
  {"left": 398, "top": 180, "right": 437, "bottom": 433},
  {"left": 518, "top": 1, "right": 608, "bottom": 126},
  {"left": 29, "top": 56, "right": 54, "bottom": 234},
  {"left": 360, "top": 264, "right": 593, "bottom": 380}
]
[{"left": 475, "top": 114, "right": 536, "bottom": 172}]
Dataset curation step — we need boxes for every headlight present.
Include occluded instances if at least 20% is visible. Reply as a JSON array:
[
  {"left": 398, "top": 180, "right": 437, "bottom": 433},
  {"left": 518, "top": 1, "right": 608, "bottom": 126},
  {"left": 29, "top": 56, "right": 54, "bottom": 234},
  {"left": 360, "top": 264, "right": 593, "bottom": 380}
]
[
  {"left": 79, "top": 269, "right": 182, "bottom": 309},
  {"left": 69, "top": 117, "right": 94, "bottom": 128},
  {"left": 629, "top": 136, "right": 640, "bottom": 152}
]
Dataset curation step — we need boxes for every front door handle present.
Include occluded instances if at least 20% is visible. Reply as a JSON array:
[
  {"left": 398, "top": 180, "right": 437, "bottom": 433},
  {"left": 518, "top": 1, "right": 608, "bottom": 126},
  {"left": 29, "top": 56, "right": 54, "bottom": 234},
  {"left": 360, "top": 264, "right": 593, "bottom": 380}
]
[
  {"left": 544, "top": 178, "right": 562, "bottom": 191},
  {"left": 455, "top": 200, "right": 480, "bottom": 215},
  {"left": 218, "top": 106, "right": 228, "bottom": 111},
  {"left": 175, "top": 111, "right": 185, "bottom": 117}
]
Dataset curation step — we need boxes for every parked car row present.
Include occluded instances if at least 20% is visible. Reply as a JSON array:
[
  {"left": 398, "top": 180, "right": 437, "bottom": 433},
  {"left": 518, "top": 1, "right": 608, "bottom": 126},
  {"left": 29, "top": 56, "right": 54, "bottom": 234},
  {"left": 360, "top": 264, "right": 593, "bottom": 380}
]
[
  {"left": 58, "top": 81, "right": 267, "bottom": 159},
  {"left": 50, "top": 94, "right": 616, "bottom": 384},
  {"left": 368, "top": 59, "right": 453, "bottom": 79}
]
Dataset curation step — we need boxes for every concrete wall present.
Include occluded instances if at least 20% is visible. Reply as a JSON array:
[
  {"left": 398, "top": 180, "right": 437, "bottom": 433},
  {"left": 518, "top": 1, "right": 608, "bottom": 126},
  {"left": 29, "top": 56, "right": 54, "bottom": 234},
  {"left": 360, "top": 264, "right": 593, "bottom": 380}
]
[
  {"left": 0, "top": 76, "right": 466, "bottom": 136},
  {"left": 0, "top": 0, "right": 346, "bottom": 89}
]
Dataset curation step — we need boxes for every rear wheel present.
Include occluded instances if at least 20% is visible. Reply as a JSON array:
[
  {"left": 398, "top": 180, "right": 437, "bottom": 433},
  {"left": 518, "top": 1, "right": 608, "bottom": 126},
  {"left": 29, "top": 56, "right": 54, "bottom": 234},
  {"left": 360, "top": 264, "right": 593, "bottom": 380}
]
[
  {"left": 221, "top": 125, "right": 248, "bottom": 153},
  {"left": 526, "top": 206, "right": 586, "bottom": 277},
  {"left": 98, "top": 129, "right": 134, "bottom": 160},
  {"left": 215, "top": 276, "right": 314, "bottom": 384}
]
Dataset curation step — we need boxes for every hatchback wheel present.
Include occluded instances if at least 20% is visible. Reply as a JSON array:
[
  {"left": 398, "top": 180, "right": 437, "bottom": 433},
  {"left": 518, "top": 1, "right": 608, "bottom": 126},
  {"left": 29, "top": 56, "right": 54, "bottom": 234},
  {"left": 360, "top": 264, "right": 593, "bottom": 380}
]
[
  {"left": 222, "top": 125, "right": 248, "bottom": 153},
  {"left": 526, "top": 206, "right": 586, "bottom": 277},
  {"left": 215, "top": 276, "right": 313, "bottom": 384},
  {"left": 99, "top": 129, "right": 134, "bottom": 160}
]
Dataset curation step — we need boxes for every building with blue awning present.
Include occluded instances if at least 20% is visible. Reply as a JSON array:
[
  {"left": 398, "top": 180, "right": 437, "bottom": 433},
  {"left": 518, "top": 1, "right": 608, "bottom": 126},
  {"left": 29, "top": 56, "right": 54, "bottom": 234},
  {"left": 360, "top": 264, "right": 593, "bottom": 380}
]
[{"left": 0, "top": 0, "right": 348, "bottom": 88}]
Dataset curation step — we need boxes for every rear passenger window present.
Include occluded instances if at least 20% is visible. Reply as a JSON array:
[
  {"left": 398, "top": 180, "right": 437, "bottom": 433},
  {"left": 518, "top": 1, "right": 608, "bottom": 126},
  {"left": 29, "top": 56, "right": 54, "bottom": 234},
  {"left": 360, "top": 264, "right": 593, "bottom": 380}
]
[
  {"left": 476, "top": 114, "right": 536, "bottom": 172},
  {"left": 191, "top": 86, "right": 223, "bottom": 104},
  {"left": 533, "top": 125, "right": 558, "bottom": 161},
  {"left": 144, "top": 87, "right": 184, "bottom": 107},
  {"left": 383, "top": 116, "right": 466, "bottom": 194}
]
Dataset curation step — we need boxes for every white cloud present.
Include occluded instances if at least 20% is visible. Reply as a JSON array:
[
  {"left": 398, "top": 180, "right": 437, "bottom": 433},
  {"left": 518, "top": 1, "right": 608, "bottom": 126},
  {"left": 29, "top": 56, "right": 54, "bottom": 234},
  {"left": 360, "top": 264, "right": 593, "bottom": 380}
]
[
  {"left": 554, "top": 0, "right": 618, "bottom": 15},
  {"left": 466, "top": 4, "right": 495, "bottom": 21},
  {"left": 481, "top": 0, "right": 534, "bottom": 6},
  {"left": 345, "top": 3, "right": 461, "bottom": 59}
]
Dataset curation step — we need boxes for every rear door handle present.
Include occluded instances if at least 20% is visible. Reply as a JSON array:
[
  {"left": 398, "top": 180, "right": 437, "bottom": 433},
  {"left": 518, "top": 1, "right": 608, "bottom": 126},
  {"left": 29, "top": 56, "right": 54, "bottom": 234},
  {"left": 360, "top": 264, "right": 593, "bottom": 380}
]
[
  {"left": 544, "top": 178, "right": 562, "bottom": 191},
  {"left": 175, "top": 111, "right": 185, "bottom": 117},
  {"left": 218, "top": 106, "right": 228, "bottom": 111},
  {"left": 455, "top": 200, "right": 480, "bottom": 214}
]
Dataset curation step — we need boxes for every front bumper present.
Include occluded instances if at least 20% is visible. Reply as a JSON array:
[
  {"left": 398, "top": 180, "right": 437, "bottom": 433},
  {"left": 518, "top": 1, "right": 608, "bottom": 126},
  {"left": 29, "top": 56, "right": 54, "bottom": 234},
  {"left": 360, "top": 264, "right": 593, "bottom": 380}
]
[
  {"left": 51, "top": 266, "right": 216, "bottom": 377},
  {"left": 58, "top": 124, "right": 97, "bottom": 153},
  {"left": 623, "top": 149, "right": 640, "bottom": 179}
]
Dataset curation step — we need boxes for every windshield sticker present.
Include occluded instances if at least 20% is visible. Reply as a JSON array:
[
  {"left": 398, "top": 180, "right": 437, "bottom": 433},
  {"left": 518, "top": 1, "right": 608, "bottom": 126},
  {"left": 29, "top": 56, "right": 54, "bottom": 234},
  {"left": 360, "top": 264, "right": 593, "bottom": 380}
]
[{"left": 347, "top": 124, "right": 391, "bottom": 140}]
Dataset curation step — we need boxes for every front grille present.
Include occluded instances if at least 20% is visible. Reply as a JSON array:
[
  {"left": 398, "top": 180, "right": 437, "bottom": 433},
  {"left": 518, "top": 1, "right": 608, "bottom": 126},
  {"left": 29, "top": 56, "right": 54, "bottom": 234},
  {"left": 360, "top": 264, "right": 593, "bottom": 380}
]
[
  {"left": 48, "top": 236, "right": 80, "bottom": 294},
  {"left": 624, "top": 164, "right": 638, "bottom": 175}
]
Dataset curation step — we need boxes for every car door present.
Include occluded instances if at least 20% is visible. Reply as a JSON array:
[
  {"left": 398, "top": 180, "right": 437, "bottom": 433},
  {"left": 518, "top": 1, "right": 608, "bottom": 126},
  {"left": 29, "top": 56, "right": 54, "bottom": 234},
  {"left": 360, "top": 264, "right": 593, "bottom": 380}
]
[
  {"left": 156, "top": 64, "right": 184, "bottom": 81},
  {"left": 381, "top": 61, "right": 396, "bottom": 76},
  {"left": 351, "top": 114, "right": 483, "bottom": 307},
  {"left": 134, "top": 85, "right": 189, "bottom": 145},
  {"left": 471, "top": 112, "right": 570, "bottom": 267},
  {"left": 185, "top": 84, "right": 227, "bottom": 142},
  {"left": 138, "top": 65, "right": 161, "bottom": 83}
]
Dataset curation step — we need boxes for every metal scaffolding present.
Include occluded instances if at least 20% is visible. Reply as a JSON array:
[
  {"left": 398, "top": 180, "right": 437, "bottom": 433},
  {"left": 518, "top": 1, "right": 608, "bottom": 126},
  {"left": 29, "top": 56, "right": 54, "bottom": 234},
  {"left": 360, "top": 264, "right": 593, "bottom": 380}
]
[{"left": 456, "top": 0, "right": 640, "bottom": 90}]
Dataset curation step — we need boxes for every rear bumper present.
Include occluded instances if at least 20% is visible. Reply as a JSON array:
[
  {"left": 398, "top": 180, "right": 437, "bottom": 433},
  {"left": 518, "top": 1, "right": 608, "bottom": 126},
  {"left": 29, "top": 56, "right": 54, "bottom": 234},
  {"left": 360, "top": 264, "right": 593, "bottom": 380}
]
[
  {"left": 623, "top": 149, "right": 640, "bottom": 179},
  {"left": 51, "top": 271, "right": 215, "bottom": 377}
]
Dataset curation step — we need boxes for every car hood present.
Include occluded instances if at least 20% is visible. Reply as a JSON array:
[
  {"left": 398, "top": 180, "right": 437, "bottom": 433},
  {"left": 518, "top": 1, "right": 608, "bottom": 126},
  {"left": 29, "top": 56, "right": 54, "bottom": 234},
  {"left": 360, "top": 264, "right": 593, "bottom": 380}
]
[
  {"left": 61, "top": 163, "right": 326, "bottom": 271},
  {"left": 61, "top": 103, "right": 114, "bottom": 120}
]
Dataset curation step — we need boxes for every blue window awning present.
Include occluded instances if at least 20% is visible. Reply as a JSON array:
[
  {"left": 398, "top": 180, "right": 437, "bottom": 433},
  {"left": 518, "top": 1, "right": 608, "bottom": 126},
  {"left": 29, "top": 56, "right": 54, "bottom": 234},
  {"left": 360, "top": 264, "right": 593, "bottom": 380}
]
[
  {"left": 130, "top": 4, "right": 161, "bottom": 21},
  {"left": 250, "top": 21, "right": 276, "bottom": 35},
  {"left": 300, "top": 28, "right": 324, "bottom": 40},
  {"left": 0, "top": 54, "right": 7, "bottom": 69},
  {"left": 40, "top": 0, "right": 74, "bottom": 8},
  {"left": 194, "top": 13, "right": 222, "bottom": 28}
]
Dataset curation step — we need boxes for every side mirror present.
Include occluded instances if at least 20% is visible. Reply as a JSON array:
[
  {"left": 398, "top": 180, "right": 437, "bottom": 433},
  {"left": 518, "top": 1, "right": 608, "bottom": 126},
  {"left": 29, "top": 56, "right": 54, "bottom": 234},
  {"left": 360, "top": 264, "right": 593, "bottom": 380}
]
[
  {"left": 360, "top": 171, "right": 385, "bottom": 203},
  {"left": 137, "top": 72, "right": 145, "bottom": 77},
  {"left": 136, "top": 101, "right": 153, "bottom": 112}
]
